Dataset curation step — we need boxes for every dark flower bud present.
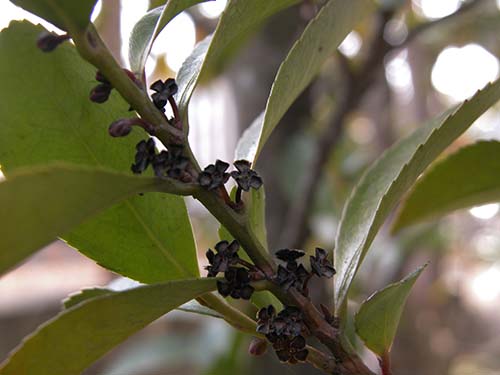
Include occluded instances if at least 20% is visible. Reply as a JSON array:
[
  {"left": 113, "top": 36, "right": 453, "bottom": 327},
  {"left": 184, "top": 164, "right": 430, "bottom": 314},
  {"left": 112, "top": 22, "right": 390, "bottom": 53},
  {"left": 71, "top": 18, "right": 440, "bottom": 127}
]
[
  {"left": 230, "top": 160, "right": 263, "bottom": 192},
  {"left": 108, "top": 119, "right": 133, "bottom": 137},
  {"left": 310, "top": 247, "right": 336, "bottom": 278},
  {"left": 90, "top": 83, "right": 112, "bottom": 103},
  {"left": 248, "top": 338, "right": 268, "bottom": 356},
  {"left": 198, "top": 160, "right": 230, "bottom": 190},
  {"left": 36, "top": 32, "right": 70, "bottom": 52}
]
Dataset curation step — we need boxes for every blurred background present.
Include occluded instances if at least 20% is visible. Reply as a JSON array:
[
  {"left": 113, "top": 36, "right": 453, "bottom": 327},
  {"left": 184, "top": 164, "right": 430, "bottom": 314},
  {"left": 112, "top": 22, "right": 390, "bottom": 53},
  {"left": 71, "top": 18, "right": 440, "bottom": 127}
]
[{"left": 2, "top": 0, "right": 500, "bottom": 373}]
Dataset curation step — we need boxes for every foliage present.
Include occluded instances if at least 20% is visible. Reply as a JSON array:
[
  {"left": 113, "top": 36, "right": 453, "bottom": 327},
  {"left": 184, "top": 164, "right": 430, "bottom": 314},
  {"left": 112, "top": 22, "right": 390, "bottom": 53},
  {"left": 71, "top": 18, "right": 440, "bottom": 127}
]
[{"left": 0, "top": 1, "right": 498, "bottom": 374}]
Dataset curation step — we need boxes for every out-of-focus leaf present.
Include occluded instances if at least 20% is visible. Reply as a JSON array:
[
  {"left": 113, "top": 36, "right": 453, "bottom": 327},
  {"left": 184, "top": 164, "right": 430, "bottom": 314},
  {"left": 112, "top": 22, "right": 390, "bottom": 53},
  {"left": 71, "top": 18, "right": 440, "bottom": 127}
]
[
  {"left": 175, "top": 0, "right": 300, "bottom": 120},
  {"left": 0, "top": 164, "right": 167, "bottom": 276},
  {"left": 393, "top": 141, "right": 500, "bottom": 232},
  {"left": 237, "top": 0, "right": 374, "bottom": 162},
  {"left": 9, "top": 0, "right": 97, "bottom": 31},
  {"left": 0, "top": 22, "right": 198, "bottom": 282},
  {"left": 128, "top": 0, "right": 210, "bottom": 76},
  {"left": 0, "top": 278, "right": 216, "bottom": 375},
  {"left": 334, "top": 79, "right": 500, "bottom": 312},
  {"left": 355, "top": 264, "right": 427, "bottom": 356}
]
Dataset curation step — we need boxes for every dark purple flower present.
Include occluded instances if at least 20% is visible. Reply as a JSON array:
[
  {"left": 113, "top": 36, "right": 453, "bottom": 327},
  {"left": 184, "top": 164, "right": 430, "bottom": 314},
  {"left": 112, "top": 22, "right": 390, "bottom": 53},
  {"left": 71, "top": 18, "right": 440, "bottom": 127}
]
[
  {"left": 150, "top": 78, "right": 178, "bottom": 112},
  {"left": 131, "top": 138, "right": 156, "bottom": 174},
  {"left": 230, "top": 160, "right": 263, "bottom": 191},
  {"left": 310, "top": 247, "right": 336, "bottom": 278},
  {"left": 198, "top": 160, "right": 230, "bottom": 190},
  {"left": 205, "top": 240, "right": 240, "bottom": 277}
]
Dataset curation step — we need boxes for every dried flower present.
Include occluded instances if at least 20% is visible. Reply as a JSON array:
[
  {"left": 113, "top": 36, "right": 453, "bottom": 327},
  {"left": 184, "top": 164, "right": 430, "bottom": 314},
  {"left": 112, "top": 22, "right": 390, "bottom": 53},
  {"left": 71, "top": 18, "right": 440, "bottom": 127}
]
[
  {"left": 217, "top": 267, "right": 255, "bottom": 300},
  {"left": 230, "top": 160, "right": 263, "bottom": 191},
  {"left": 198, "top": 160, "right": 230, "bottom": 190},
  {"left": 150, "top": 78, "right": 178, "bottom": 112},
  {"left": 205, "top": 240, "right": 240, "bottom": 277},
  {"left": 310, "top": 247, "right": 336, "bottom": 278},
  {"left": 131, "top": 138, "right": 156, "bottom": 174}
]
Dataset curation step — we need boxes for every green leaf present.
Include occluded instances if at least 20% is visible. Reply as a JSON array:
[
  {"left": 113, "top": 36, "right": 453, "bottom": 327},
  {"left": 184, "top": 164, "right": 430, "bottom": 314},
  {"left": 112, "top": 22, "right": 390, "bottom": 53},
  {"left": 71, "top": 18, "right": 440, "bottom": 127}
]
[
  {"left": 0, "top": 22, "right": 198, "bottom": 282},
  {"left": 237, "top": 0, "right": 374, "bottom": 162},
  {"left": 9, "top": 0, "right": 97, "bottom": 31},
  {"left": 128, "top": 0, "right": 210, "bottom": 76},
  {"left": 0, "top": 278, "right": 216, "bottom": 375},
  {"left": 355, "top": 264, "right": 427, "bottom": 356},
  {"left": 0, "top": 164, "right": 167, "bottom": 276},
  {"left": 393, "top": 141, "right": 500, "bottom": 232},
  {"left": 334, "top": 79, "right": 500, "bottom": 312},
  {"left": 63, "top": 288, "right": 114, "bottom": 309},
  {"left": 175, "top": 0, "right": 300, "bottom": 119}
]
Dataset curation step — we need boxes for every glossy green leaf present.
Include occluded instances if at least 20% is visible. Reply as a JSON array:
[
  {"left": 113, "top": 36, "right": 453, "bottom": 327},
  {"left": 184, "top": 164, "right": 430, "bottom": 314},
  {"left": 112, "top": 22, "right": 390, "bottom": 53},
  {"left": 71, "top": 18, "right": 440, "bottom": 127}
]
[
  {"left": 128, "top": 0, "right": 210, "bottom": 76},
  {"left": 237, "top": 0, "right": 374, "bottom": 162},
  {"left": 175, "top": 0, "right": 299, "bottom": 119},
  {"left": 0, "top": 278, "right": 216, "bottom": 375},
  {"left": 9, "top": 0, "right": 97, "bottom": 31},
  {"left": 393, "top": 141, "right": 500, "bottom": 232},
  {"left": 0, "top": 164, "right": 168, "bottom": 276},
  {"left": 334, "top": 79, "right": 500, "bottom": 312},
  {"left": 0, "top": 22, "right": 198, "bottom": 282},
  {"left": 355, "top": 264, "right": 426, "bottom": 356}
]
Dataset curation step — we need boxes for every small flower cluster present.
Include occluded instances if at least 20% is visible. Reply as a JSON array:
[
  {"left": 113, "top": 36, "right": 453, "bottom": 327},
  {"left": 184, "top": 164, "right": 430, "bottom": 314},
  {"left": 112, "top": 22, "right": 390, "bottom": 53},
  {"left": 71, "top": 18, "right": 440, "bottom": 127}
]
[
  {"left": 131, "top": 139, "right": 190, "bottom": 181},
  {"left": 198, "top": 159, "right": 263, "bottom": 203},
  {"left": 275, "top": 248, "right": 335, "bottom": 293},
  {"left": 257, "top": 305, "right": 309, "bottom": 363},
  {"left": 205, "top": 240, "right": 255, "bottom": 300}
]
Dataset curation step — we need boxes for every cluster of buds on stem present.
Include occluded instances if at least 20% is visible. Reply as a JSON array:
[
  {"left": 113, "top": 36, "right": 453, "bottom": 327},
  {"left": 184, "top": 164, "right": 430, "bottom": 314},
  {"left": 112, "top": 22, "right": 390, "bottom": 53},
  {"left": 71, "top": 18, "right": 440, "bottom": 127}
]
[
  {"left": 257, "top": 305, "right": 309, "bottom": 363},
  {"left": 198, "top": 159, "right": 263, "bottom": 208},
  {"left": 205, "top": 240, "right": 263, "bottom": 300},
  {"left": 274, "top": 247, "right": 335, "bottom": 295},
  {"left": 130, "top": 139, "right": 191, "bottom": 182}
]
